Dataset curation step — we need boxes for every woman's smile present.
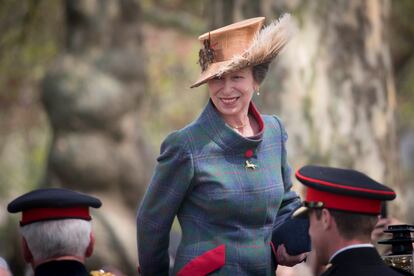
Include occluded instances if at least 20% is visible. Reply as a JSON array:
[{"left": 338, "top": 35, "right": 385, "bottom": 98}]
[
  {"left": 219, "top": 96, "right": 239, "bottom": 105},
  {"left": 207, "top": 67, "right": 257, "bottom": 119}
]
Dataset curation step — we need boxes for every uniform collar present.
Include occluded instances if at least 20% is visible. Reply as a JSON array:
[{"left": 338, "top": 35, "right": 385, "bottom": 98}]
[
  {"left": 197, "top": 99, "right": 264, "bottom": 152},
  {"left": 329, "top": 245, "right": 381, "bottom": 266},
  {"left": 35, "top": 260, "right": 88, "bottom": 276},
  {"left": 329, "top": 243, "right": 374, "bottom": 263}
]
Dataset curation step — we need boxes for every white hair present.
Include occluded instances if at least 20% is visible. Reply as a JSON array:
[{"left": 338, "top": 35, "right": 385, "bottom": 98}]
[
  {"left": 20, "top": 219, "right": 92, "bottom": 262},
  {"left": 0, "top": 257, "right": 9, "bottom": 269}
]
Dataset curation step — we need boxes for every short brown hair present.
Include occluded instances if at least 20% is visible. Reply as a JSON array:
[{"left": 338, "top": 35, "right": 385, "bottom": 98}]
[
  {"left": 311, "top": 209, "right": 378, "bottom": 240},
  {"left": 252, "top": 62, "right": 271, "bottom": 84},
  {"left": 330, "top": 210, "right": 378, "bottom": 240}
]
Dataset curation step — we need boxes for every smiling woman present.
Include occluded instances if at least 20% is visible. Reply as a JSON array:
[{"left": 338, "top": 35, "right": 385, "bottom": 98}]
[
  {"left": 207, "top": 67, "right": 258, "bottom": 136},
  {"left": 137, "top": 15, "right": 306, "bottom": 276}
]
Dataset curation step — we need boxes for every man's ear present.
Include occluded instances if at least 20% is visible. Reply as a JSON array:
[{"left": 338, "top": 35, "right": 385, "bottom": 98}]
[
  {"left": 85, "top": 232, "right": 95, "bottom": 258},
  {"left": 21, "top": 237, "right": 33, "bottom": 263},
  {"left": 321, "top": 208, "right": 333, "bottom": 230}
]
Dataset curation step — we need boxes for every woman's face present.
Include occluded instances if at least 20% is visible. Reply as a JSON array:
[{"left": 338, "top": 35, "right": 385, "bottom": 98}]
[{"left": 207, "top": 67, "right": 258, "bottom": 117}]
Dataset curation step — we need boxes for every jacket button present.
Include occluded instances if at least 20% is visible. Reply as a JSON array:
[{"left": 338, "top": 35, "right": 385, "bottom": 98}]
[{"left": 245, "top": 149, "right": 254, "bottom": 158}]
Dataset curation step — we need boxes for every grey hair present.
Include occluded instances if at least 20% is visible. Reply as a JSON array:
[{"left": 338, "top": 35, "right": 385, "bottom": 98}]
[
  {"left": 252, "top": 62, "right": 271, "bottom": 85},
  {"left": 0, "top": 257, "right": 9, "bottom": 270},
  {"left": 20, "top": 219, "right": 92, "bottom": 262}
]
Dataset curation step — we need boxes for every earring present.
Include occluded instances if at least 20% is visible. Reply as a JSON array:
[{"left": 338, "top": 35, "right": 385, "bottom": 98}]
[{"left": 256, "top": 88, "right": 260, "bottom": 96}]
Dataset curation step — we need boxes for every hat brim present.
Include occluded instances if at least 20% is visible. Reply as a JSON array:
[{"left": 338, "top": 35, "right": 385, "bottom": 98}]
[{"left": 190, "top": 60, "right": 233, "bottom": 88}]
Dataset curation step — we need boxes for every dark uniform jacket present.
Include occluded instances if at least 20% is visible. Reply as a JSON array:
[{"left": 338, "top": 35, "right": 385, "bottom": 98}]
[
  {"left": 35, "top": 260, "right": 89, "bottom": 276},
  {"left": 321, "top": 247, "right": 407, "bottom": 276}
]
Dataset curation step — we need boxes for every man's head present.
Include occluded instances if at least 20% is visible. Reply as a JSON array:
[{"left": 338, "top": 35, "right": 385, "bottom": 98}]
[
  {"left": 7, "top": 188, "right": 101, "bottom": 267},
  {"left": 307, "top": 208, "right": 379, "bottom": 265},
  {"left": 20, "top": 219, "right": 94, "bottom": 263},
  {"left": 294, "top": 165, "right": 396, "bottom": 265}
]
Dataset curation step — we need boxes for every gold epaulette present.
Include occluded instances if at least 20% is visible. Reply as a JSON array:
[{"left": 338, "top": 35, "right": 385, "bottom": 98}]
[{"left": 90, "top": 269, "right": 116, "bottom": 276}]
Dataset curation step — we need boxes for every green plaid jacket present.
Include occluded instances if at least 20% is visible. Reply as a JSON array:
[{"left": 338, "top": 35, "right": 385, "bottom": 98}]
[{"left": 137, "top": 100, "right": 301, "bottom": 275}]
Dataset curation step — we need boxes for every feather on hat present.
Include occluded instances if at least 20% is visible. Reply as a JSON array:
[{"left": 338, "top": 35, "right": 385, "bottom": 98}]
[{"left": 191, "top": 14, "right": 294, "bottom": 88}]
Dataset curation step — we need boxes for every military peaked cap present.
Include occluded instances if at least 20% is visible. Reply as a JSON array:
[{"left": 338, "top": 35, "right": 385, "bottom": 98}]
[
  {"left": 7, "top": 188, "right": 102, "bottom": 226},
  {"left": 293, "top": 165, "right": 396, "bottom": 217}
]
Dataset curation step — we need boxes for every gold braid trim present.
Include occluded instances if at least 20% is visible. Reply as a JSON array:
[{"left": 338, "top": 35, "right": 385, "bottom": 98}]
[{"left": 90, "top": 269, "right": 116, "bottom": 276}]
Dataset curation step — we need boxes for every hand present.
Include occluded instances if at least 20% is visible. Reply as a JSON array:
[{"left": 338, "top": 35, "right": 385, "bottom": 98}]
[
  {"left": 276, "top": 244, "right": 307, "bottom": 267},
  {"left": 371, "top": 216, "right": 404, "bottom": 256},
  {"left": 371, "top": 217, "right": 402, "bottom": 242}
]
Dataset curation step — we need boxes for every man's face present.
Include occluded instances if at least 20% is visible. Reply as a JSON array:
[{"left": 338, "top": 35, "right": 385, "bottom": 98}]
[{"left": 309, "top": 209, "right": 330, "bottom": 265}]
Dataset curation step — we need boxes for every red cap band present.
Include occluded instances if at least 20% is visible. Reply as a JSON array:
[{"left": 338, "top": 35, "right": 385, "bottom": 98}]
[
  {"left": 21, "top": 207, "right": 91, "bottom": 226},
  {"left": 306, "top": 187, "right": 381, "bottom": 214}
]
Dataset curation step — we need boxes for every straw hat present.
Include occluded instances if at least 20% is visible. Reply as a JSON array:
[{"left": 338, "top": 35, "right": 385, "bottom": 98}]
[{"left": 191, "top": 14, "right": 294, "bottom": 88}]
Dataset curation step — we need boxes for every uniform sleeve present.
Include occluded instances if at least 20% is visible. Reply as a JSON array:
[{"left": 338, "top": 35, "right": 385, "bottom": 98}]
[
  {"left": 273, "top": 116, "right": 302, "bottom": 229},
  {"left": 136, "top": 131, "right": 194, "bottom": 276}
]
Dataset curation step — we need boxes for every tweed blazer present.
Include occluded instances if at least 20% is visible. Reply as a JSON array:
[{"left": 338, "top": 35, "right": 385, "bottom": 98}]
[
  {"left": 137, "top": 100, "right": 301, "bottom": 276},
  {"left": 321, "top": 247, "right": 408, "bottom": 276}
]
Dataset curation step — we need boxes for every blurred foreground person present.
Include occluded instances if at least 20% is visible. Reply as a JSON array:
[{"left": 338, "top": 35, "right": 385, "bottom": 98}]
[
  {"left": 294, "top": 165, "right": 409, "bottom": 276},
  {"left": 137, "top": 14, "right": 307, "bottom": 276},
  {"left": 275, "top": 262, "right": 313, "bottom": 276},
  {"left": 7, "top": 188, "right": 110, "bottom": 276},
  {"left": 0, "top": 257, "right": 11, "bottom": 276}
]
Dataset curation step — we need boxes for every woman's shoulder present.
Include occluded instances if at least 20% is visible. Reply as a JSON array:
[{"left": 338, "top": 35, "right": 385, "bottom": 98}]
[
  {"left": 261, "top": 114, "right": 289, "bottom": 143},
  {"left": 163, "top": 120, "right": 199, "bottom": 143},
  {"left": 261, "top": 114, "right": 286, "bottom": 129},
  {"left": 157, "top": 129, "right": 191, "bottom": 162},
  {"left": 159, "top": 122, "right": 199, "bottom": 156},
  {"left": 162, "top": 129, "right": 188, "bottom": 148}
]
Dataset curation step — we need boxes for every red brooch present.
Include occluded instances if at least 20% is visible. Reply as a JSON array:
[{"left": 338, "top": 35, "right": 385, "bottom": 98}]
[{"left": 244, "top": 149, "right": 254, "bottom": 158}]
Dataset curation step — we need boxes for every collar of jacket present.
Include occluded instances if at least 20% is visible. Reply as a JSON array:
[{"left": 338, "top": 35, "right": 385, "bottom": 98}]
[
  {"left": 35, "top": 260, "right": 89, "bottom": 275},
  {"left": 196, "top": 99, "right": 264, "bottom": 152},
  {"left": 330, "top": 246, "right": 384, "bottom": 266}
]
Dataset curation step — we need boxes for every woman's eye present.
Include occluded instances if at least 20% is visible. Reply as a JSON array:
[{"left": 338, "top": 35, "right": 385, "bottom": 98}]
[{"left": 232, "top": 75, "right": 243, "bottom": 80}]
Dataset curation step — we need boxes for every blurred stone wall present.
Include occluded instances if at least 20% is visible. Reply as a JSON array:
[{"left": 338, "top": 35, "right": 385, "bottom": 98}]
[
  {"left": 41, "top": 0, "right": 151, "bottom": 273},
  {"left": 262, "top": 0, "right": 403, "bottom": 218}
]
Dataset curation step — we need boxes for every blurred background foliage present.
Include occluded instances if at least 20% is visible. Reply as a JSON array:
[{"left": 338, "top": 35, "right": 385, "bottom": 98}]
[
  {"left": 389, "top": 0, "right": 414, "bottom": 182},
  {"left": 0, "top": 0, "right": 62, "bottom": 199},
  {"left": 0, "top": 0, "right": 413, "bottom": 274}
]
